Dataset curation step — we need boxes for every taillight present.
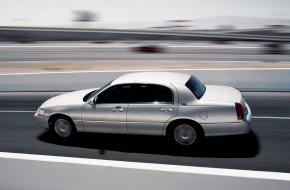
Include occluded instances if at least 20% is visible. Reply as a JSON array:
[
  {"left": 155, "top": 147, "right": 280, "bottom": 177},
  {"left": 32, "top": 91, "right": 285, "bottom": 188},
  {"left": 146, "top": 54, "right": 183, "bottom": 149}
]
[{"left": 235, "top": 103, "right": 244, "bottom": 120}]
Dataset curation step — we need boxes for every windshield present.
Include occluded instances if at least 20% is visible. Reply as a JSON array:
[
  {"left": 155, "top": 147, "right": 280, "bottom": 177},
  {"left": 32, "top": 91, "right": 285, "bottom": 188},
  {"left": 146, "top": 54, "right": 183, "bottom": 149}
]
[
  {"left": 83, "top": 81, "right": 112, "bottom": 102},
  {"left": 185, "top": 76, "right": 206, "bottom": 99}
]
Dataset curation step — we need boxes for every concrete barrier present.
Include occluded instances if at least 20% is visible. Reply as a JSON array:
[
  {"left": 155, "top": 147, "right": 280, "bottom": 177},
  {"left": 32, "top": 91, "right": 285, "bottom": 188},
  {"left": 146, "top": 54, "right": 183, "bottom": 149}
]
[{"left": 0, "top": 69, "right": 290, "bottom": 91}]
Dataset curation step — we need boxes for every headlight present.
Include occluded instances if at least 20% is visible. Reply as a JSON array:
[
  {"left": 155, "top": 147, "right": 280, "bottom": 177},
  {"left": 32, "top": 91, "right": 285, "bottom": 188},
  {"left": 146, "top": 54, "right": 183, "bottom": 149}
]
[{"left": 37, "top": 108, "right": 45, "bottom": 116}]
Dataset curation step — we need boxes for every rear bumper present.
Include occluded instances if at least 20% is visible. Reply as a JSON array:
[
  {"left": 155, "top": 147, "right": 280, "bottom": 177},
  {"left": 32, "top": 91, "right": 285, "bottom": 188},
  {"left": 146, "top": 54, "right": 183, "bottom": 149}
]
[
  {"left": 202, "top": 122, "right": 251, "bottom": 137},
  {"left": 244, "top": 102, "right": 252, "bottom": 123},
  {"left": 202, "top": 102, "right": 252, "bottom": 137},
  {"left": 34, "top": 113, "right": 49, "bottom": 129}
]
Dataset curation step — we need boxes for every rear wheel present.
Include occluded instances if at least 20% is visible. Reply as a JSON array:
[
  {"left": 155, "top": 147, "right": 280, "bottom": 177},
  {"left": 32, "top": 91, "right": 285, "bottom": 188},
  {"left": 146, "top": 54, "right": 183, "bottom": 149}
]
[
  {"left": 50, "top": 117, "right": 76, "bottom": 139},
  {"left": 168, "top": 122, "right": 203, "bottom": 147},
  {"left": 174, "top": 124, "right": 197, "bottom": 146}
]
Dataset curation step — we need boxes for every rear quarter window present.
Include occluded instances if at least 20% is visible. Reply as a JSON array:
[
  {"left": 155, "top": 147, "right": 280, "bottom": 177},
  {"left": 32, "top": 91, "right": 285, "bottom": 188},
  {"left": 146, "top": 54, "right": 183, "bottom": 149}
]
[{"left": 185, "top": 76, "right": 206, "bottom": 99}]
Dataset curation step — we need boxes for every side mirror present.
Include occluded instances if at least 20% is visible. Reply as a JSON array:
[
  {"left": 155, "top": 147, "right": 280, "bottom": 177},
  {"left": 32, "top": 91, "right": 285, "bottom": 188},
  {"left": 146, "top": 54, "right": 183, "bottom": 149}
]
[{"left": 88, "top": 96, "right": 98, "bottom": 105}]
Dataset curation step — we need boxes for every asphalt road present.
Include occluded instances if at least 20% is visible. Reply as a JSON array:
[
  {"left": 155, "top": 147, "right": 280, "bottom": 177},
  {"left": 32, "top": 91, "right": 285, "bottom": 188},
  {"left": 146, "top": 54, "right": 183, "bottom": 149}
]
[
  {"left": 0, "top": 91, "right": 289, "bottom": 173},
  {"left": 0, "top": 42, "right": 290, "bottom": 62}
]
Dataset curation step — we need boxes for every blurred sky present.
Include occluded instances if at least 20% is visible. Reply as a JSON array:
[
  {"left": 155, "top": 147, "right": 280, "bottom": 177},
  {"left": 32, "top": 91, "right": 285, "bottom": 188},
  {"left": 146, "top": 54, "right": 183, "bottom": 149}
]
[{"left": 0, "top": 0, "right": 289, "bottom": 27}]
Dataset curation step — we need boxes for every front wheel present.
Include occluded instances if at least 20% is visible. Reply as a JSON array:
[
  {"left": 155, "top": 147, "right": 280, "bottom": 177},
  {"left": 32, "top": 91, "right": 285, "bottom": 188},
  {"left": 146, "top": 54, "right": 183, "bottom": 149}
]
[{"left": 51, "top": 117, "right": 76, "bottom": 139}]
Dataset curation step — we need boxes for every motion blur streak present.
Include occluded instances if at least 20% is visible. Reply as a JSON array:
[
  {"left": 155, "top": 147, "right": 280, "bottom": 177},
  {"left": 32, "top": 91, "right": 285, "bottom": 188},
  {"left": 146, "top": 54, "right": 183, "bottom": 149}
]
[
  {"left": 0, "top": 110, "right": 35, "bottom": 113},
  {"left": 253, "top": 116, "right": 290, "bottom": 120}
]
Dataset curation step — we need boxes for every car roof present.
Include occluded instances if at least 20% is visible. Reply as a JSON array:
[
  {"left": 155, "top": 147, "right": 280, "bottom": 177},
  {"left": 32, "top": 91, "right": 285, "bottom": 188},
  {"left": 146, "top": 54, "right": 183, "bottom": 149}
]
[{"left": 112, "top": 72, "right": 191, "bottom": 85}]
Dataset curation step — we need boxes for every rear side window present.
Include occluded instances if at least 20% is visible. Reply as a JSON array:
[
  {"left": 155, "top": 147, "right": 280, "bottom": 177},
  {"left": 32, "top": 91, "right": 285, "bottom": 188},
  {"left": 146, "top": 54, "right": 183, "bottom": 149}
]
[
  {"left": 132, "top": 84, "right": 173, "bottom": 104},
  {"left": 185, "top": 76, "right": 206, "bottom": 99}
]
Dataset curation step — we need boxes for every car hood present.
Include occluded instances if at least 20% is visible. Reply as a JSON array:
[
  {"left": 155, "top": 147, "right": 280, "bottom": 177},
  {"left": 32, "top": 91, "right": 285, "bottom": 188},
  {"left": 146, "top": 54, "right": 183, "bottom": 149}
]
[
  {"left": 201, "top": 85, "right": 243, "bottom": 103},
  {"left": 41, "top": 88, "right": 97, "bottom": 108}
]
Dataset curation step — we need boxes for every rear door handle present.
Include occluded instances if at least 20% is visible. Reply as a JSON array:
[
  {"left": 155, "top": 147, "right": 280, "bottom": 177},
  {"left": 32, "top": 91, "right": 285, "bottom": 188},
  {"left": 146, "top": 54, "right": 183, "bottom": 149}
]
[{"left": 161, "top": 108, "right": 173, "bottom": 112}]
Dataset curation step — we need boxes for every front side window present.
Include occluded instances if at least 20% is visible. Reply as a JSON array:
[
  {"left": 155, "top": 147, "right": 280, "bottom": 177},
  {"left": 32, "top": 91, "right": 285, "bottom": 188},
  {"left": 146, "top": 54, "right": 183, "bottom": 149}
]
[
  {"left": 96, "top": 84, "right": 132, "bottom": 103},
  {"left": 131, "top": 84, "right": 173, "bottom": 104},
  {"left": 185, "top": 76, "right": 206, "bottom": 99}
]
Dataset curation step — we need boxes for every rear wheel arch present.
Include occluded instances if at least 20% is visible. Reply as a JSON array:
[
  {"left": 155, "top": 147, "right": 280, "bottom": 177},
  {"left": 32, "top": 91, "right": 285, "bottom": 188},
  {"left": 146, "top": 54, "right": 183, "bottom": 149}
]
[{"left": 166, "top": 119, "right": 204, "bottom": 136}]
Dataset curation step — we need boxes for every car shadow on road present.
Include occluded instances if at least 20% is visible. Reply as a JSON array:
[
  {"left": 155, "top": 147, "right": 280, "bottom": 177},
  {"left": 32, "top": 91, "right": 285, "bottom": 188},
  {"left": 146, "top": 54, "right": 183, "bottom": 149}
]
[{"left": 38, "top": 130, "right": 260, "bottom": 158}]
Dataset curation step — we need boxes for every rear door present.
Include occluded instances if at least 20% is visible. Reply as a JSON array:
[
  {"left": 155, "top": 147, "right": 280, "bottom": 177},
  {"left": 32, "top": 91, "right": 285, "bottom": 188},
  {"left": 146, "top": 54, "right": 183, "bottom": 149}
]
[{"left": 126, "top": 84, "right": 178, "bottom": 135}]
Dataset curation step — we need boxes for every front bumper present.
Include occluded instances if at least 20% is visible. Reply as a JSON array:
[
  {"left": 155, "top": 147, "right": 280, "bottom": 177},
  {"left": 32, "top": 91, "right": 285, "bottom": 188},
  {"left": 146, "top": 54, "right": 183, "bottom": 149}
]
[{"left": 34, "top": 113, "right": 49, "bottom": 129}]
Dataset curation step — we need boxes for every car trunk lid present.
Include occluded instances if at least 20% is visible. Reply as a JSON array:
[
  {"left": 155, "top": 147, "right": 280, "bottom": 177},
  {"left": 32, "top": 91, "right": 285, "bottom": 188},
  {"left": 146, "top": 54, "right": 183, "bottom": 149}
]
[{"left": 201, "top": 85, "right": 244, "bottom": 105}]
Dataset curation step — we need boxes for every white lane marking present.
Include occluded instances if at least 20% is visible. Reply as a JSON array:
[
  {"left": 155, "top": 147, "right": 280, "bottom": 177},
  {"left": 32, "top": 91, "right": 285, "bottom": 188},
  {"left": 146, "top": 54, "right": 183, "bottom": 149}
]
[
  {"left": 0, "top": 152, "right": 289, "bottom": 181},
  {"left": 1, "top": 67, "right": 290, "bottom": 76},
  {"left": 253, "top": 116, "right": 290, "bottom": 120},
  {"left": 0, "top": 110, "right": 289, "bottom": 120},
  {"left": 0, "top": 110, "right": 35, "bottom": 113},
  {"left": 0, "top": 108, "right": 289, "bottom": 119}
]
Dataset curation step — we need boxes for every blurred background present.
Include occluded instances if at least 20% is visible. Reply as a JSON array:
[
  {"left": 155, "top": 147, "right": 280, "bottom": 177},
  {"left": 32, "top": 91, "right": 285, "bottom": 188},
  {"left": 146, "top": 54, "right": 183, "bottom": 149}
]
[
  {"left": 0, "top": 0, "right": 290, "bottom": 73},
  {"left": 1, "top": 2, "right": 290, "bottom": 185}
]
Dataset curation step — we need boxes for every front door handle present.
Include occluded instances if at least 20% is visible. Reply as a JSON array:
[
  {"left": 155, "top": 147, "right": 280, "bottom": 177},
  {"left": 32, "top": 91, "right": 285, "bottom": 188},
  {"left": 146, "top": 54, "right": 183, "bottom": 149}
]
[{"left": 113, "top": 106, "right": 123, "bottom": 112}]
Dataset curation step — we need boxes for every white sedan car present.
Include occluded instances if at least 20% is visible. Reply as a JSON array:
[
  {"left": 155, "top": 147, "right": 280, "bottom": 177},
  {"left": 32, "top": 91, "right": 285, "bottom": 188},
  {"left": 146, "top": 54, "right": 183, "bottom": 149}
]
[{"left": 35, "top": 72, "right": 252, "bottom": 147}]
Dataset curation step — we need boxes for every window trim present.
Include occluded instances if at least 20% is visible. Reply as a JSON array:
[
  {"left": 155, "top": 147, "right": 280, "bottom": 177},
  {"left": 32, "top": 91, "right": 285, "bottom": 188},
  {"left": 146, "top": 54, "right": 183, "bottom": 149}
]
[
  {"left": 85, "top": 80, "right": 113, "bottom": 102},
  {"left": 91, "top": 83, "right": 175, "bottom": 105}
]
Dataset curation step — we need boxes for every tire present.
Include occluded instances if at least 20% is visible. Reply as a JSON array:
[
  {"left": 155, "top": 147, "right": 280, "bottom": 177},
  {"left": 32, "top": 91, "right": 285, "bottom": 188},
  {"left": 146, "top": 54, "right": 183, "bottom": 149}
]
[
  {"left": 169, "top": 122, "right": 203, "bottom": 147},
  {"left": 50, "top": 116, "right": 76, "bottom": 139}
]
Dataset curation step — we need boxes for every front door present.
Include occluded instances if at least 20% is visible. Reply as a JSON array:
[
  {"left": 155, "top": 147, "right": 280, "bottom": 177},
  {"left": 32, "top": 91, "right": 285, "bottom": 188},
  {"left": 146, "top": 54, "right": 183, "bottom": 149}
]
[{"left": 82, "top": 84, "right": 132, "bottom": 134}]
